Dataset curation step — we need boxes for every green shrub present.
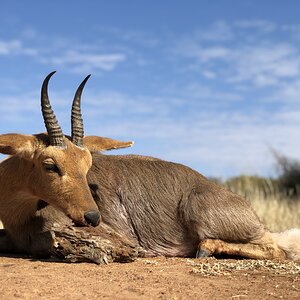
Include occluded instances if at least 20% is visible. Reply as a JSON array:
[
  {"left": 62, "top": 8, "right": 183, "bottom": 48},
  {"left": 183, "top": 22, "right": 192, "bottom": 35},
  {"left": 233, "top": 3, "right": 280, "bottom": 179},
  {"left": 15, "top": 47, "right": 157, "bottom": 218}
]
[{"left": 273, "top": 150, "right": 300, "bottom": 197}]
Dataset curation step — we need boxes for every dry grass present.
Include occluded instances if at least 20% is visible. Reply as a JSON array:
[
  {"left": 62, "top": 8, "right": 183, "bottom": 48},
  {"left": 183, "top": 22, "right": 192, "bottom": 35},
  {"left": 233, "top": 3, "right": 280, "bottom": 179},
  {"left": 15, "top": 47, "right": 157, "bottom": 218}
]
[
  {"left": 251, "top": 196, "right": 300, "bottom": 232},
  {"left": 225, "top": 175, "right": 300, "bottom": 232}
]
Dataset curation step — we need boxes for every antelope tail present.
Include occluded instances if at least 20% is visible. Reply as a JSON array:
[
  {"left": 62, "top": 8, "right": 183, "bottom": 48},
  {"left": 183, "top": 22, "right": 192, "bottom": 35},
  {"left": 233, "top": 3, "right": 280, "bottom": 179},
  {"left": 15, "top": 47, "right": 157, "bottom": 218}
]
[{"left": 272, "top": 228, "right": 300, "bottom": 261}]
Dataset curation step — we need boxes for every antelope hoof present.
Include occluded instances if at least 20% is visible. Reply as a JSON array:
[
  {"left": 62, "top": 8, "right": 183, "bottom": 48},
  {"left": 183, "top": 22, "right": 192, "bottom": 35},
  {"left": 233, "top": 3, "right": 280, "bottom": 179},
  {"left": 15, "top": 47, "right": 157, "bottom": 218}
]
[{"left": 196, "top": 248, "right": 212, "bottom": 258}]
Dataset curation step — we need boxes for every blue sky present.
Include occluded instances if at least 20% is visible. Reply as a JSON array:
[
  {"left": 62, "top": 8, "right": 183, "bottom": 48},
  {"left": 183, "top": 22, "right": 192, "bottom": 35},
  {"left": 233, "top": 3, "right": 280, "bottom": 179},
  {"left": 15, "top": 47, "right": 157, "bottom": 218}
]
[{"left": 1, "top": 1, "right": 300, "bottom": 178}]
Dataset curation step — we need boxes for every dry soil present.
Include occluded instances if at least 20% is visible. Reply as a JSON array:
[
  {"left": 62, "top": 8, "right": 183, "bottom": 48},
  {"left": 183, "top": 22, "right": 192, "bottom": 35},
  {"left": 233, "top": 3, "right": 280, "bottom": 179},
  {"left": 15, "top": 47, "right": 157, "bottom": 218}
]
[{"left": 0, "top": 256, "right": 299, "bottom": 299}]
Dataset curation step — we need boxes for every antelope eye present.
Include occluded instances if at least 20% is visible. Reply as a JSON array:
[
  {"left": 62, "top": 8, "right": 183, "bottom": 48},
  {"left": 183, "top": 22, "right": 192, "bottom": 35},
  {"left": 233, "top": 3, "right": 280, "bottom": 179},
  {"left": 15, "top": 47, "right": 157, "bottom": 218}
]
[{"left": 43, "top": 162, "right": 60, "bottom": 174}]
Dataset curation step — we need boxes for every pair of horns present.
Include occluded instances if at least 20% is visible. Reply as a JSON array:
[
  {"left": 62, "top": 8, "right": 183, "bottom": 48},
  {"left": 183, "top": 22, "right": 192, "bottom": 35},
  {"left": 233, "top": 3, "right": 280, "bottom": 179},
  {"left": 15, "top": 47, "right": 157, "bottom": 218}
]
[{"left": 41, "top": 71, "right": 90, "bottom": 148}]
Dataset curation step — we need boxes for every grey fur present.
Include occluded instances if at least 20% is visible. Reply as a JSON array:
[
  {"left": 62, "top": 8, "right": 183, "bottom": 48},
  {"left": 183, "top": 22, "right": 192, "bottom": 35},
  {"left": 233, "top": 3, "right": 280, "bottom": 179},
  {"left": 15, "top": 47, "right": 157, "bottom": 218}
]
[{"left": 86, "top": 153, "right": 265, "bottom": 257}]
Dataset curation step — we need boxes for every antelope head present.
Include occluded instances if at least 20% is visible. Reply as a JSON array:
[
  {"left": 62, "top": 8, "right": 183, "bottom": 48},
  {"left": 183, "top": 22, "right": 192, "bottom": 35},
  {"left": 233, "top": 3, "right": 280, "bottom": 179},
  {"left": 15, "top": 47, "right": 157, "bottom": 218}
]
[{"left": 0, "top": 72, "right": 133, "bottom": 227}]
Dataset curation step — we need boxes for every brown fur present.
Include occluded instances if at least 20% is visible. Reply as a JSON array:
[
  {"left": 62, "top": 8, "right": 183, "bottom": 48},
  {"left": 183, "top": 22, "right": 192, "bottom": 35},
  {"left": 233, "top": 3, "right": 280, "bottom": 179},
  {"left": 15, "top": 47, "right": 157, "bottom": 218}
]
[{"left": 0, "top": 133, "right": 133, "bottom": 253}]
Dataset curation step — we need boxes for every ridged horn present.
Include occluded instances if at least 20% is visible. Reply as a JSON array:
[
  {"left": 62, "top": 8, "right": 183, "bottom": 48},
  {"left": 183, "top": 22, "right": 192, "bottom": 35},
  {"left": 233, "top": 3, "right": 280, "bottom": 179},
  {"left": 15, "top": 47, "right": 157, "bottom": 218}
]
[
  {"left": 71, "top": 74, "right": 91, "bottom": 147},
  {"left": 41, "top": 71, "right": 65, "bottom": 148}
]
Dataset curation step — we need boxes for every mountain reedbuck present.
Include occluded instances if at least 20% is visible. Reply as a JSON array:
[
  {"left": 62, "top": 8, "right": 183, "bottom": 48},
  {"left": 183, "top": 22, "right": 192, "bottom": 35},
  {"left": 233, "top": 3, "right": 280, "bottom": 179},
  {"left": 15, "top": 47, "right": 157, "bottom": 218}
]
[
  {"left": 0, "top": 72, "right": 299, "bottom": 261},
  {"left": 0, "top": 72, "right": 133, "bottom": 255}
]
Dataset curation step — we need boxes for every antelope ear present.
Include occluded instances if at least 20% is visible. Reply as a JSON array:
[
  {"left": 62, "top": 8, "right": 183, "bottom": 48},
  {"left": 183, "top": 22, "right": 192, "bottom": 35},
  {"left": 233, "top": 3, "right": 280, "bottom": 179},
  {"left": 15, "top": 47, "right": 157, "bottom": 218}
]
[
  {"left": 0, "top": 134, "right": 36, "bottom": 155},
  {"left": 83, "top": 136, "right": 134, "bottom": 152}
]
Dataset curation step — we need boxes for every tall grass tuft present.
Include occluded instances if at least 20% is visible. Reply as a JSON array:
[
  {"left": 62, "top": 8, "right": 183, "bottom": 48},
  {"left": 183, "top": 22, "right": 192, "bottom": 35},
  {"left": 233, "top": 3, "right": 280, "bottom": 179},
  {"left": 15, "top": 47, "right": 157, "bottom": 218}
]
[{"left": 224, "top": 175, "right": 300, "bottom": 232}]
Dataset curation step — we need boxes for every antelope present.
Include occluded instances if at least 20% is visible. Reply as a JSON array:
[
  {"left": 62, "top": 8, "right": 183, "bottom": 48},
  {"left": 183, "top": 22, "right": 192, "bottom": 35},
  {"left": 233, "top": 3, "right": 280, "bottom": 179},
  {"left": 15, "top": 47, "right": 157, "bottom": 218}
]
[
  {"left": 0, "top": 72, "right": 299, "bottom": 261},
  {"left": 0, "top": 71, "right": 133, "bottom": 255}
]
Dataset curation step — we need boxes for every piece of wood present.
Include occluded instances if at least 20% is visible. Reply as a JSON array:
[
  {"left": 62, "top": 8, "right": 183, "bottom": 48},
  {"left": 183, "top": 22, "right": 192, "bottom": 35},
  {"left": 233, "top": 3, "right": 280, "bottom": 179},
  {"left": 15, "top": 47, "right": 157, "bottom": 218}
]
[{"left": 50, "top": 223, "right": 145, "bottom": 264}]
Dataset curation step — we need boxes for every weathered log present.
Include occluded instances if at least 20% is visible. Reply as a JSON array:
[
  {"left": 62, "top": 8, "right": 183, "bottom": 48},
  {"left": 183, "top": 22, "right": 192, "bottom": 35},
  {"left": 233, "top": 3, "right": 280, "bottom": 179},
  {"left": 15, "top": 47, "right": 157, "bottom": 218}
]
[
  {"left": 50, "top": 223, "right": 145, "bottom": 264},
  {"left": 0, "top": 206, "right": 144, "bottom": 264}
]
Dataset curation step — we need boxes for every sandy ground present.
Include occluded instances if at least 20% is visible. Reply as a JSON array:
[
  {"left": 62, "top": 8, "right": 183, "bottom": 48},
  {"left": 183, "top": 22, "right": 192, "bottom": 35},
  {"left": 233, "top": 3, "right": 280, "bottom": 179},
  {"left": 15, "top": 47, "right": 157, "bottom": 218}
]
[{"left": 0, "top": 255, "right": 299, "bottom": 300}]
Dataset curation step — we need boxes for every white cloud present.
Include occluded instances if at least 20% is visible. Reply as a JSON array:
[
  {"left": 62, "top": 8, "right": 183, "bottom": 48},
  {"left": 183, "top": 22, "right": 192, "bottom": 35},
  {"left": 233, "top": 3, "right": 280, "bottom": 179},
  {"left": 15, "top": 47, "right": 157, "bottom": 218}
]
[
  {"left": 49, "top": 50, "right": 126, "bottom": 73},
  {"left": 3, "top": 21, "right": 300, "bottom": 178},
  {"left": 0, "top": 32, "right": 128, "bottom": 74},
  {"left": 2, "top": 82, "right": 300, "bottom": 178},
  {"left": 96, "top": 26, "right": 160, "bottom": 47},
  {"left": 0, "top": 39, "right": 38, "bottom": 56},
  {"left": 174, "top": 37, "right": 231, "bottom": 63},
  {"left": 83, "top": 100, "right": 300, "bottom": 178},
  {"left": 180, "top": 82, "right": 242, "bottom": 103},
  {"left": 84, "top": 91, "right": 183, "bottom": 118},
  {"left": 192, "top": 21, "right": 234, "bottom": 42},
  {"left": 201, "top": 70, "right": 216, "bottom": 79},
  {"left": 66, "top": 85, "right": 300, "bottom": 177},
  {"left": 0, "top": 40, "right": 21, "bottom": 54},
  {"left": 268, "top": 79, "right": 300, "bottom": 104},
  {"left": 174, "top": 22, "right": 300, "bottom": 88},
  {"left": 230, "top": 43, "right": 300, "bottom": 85}
]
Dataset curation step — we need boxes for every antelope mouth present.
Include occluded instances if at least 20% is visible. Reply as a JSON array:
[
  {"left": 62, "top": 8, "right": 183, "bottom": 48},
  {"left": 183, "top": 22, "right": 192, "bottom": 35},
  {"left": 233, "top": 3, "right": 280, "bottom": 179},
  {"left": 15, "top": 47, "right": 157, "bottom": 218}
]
[
  {"left": 72, "top": 219, "right": 87, "bottom": 227},
  {"left": 71, "top": 219, "right": 99, "bottom": 228},
  {"left": 68, "top": 210, "right": 101, "bottom": 228},
  {"left": 66, "top": 214, "right": 87, "bottom": 227}
]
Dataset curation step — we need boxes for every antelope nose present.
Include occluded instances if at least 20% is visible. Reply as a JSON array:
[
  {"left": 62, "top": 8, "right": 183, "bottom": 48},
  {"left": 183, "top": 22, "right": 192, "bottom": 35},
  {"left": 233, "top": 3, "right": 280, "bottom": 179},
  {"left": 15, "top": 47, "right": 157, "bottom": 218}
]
[{"left": 84, "top": 210, "right": 101, "bottom": 227}]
